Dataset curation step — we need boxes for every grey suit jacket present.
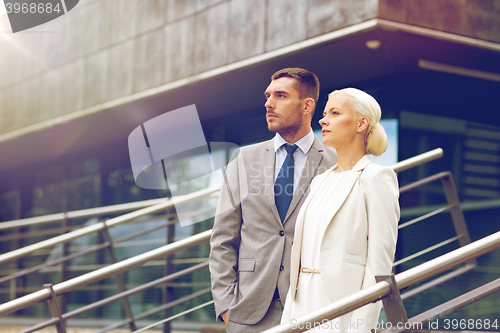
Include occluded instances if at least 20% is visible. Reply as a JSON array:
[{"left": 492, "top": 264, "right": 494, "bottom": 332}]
[{"left": 209, "top": 136, "right": 337, "bottom": 325}]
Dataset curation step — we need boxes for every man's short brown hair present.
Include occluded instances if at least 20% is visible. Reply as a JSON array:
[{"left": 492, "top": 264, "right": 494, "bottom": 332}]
[{"left": 271, "top": 68, "right": 320, "bottom": 104}]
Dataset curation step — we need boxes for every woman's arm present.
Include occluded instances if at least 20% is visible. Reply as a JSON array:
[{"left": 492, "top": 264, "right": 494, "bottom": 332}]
[{"left": 349, "top": 166, "right": 400, "bottom": 333}]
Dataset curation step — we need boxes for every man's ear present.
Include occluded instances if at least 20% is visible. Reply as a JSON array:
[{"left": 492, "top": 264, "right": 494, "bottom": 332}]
[
  {"left": 358, "top": 117, "right": 369, "bottom": 133},
  {"left": 303, "top": 98, "right": 315, "bottom": 117}
]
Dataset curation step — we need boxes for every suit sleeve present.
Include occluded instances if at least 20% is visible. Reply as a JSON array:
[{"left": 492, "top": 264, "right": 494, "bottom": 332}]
[
  {"left": 349, "top": 166, "right": 400, "bottom": 332},
  {"left": 209, "top": 149, "right": 243, "bottom": 320}
]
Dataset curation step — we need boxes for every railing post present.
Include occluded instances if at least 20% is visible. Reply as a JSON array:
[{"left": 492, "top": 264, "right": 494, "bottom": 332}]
[
  {"left": 9, "top": 225, "right": 21, "bottom": 302},
  {"left": 44, "top": 283, "right": 67, "bottom": 333},
  {"left": 60, "top": 214, "right": 70, "bottom": 315},
  {"left": 375, "top": 275, "right": 410, "bottom": 332},
  {"left": 440, "top": 173, "right": 477, "bottom": 266},
  {"left": 100, "top": 223, "right": 138, "bottom": 332},
  {"left": 163, "top": 209, "right": 176, "bottom": 333}
]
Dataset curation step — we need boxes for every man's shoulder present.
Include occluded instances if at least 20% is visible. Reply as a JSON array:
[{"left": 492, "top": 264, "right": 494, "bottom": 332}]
[
  {"left": 228, "top": 139, "right": 274, "bottom": 165},
  {"left": 312, "top": 138, "right": 337, "bottom": 163},
  {"left": 321, "top": 145, "right": 337, "bottom": 157},
  {"left": 238, "top": 138, "right": 274, "bottom": 153}
]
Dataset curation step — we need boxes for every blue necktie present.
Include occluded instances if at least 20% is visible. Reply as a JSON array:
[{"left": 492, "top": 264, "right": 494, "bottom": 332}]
[{"left": 275, "top": 144, "right": 298, "bottom": 223}]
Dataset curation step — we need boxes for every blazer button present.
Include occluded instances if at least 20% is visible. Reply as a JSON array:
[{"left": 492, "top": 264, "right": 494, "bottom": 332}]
[
  {"left": 279, "top": 230, "right": 285, "bottom": 237},
  {"left": 280, "top": 265, "right": 284, "bottom": 271}
]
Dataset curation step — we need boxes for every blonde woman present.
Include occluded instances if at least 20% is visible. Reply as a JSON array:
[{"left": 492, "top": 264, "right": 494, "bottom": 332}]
[{"left": 281, "top": 88, "right": 400, "bottom": 332}]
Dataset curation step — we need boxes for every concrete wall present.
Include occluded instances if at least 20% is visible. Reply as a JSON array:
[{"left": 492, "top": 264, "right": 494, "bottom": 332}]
[
  {"left": 379, "top": 0, "right": 500, "bottom": 43},
  {"left": 2, "top": 0, "right": 499, "bottom": 137},
  {"left": 0, "top": 0, "right": 378, "bottom": 135}
]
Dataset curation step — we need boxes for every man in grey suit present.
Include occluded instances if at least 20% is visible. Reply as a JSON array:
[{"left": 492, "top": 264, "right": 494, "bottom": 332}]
[{"left": 209, "top": 68, "right": 337, "bottom": 332}]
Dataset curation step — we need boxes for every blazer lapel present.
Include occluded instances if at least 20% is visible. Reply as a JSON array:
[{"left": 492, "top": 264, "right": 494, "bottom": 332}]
[
  {"left": 319, "top": 156, "right": 372, "bottom": 234},
  {"left": 263, "top": 139, "right": 282, "bottom": 225},
  {"left": 289, "top": 178, "right": 319, "bottom": 299},
  {"left": 283, "top": 136, "right": 324, "bottom": 225}
]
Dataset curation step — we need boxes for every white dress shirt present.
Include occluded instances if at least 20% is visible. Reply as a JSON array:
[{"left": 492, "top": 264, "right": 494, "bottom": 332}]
[{"left": 274, "top": 130, "right": 315, "bottom": 194}]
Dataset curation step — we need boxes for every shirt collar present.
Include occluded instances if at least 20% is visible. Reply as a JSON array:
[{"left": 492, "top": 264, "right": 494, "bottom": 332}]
[{"left": 274, "top": 129, "right": 315, "bottom": 154}]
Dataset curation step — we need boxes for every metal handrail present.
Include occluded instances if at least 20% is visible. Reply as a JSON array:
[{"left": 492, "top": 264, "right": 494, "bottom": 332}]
[
  {"left": 0, "top": 205, "right": 216, "bottom": 285},
  {"left": 17, "top": 263, "right": 210, "bottom": 333},
  {"left": 0, "top": 186, "right": 219, "bottom": 266},
  {"left": 0, "top": 149, "right": 445, "bottom": 278},
  {"left": 0, "top": 229, "right": 212, "bottom": 316},
  {"left": 0, "top": 186, "right": 219, "bottom": 332},
  {"left": 388, "top": 168, "right": 477, "bottom": 303},
  {"left": 392, "top": 148, "right": 443, "bottom": 173},
  {"left": 0, "top": 148, "right": 446, "bottom": 331},
  {"left": 394, "top": 171, "right": 473, "bottom": 266},
  {"left": 0, "top": 197, "right": 168, "bottom": 231},
  {"left": 0, "top": 148, "right": 443, "bottom": 267},
  {"left": 263, "top": 230, "right": 500, "bottom": 333},
  {"left": 0, "top": 226, "right": 81, "bottom": 243},
  {"left": 132, "top": 300, "right": 215, "bottom": 333}
]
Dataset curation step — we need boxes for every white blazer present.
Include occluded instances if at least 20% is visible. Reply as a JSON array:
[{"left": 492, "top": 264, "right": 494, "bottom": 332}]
[{"left": 288, "top": 156, "right": 400, "bottom": 331}]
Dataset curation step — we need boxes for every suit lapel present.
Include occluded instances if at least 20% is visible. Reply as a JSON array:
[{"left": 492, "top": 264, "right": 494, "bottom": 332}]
[
  {"left": 319, "top": 156, "right": 372, "bottom": 234},
  {"left": 283, "top": 136, "right": 324, "bottom": 225},
  {"left": 289, "top": 177, "right": 319, "bottom": 299},
  {"left": 263, "top": 139, "right": 282, "bottom": 225}
]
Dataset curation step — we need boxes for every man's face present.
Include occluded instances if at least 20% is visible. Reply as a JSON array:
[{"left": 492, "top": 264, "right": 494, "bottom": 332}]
[{"left": 264, "top": 77, "right": 305, "bottom": 136}]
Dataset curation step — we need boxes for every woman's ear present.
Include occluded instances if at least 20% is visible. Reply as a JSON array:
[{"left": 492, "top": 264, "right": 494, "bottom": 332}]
[{"left": 358, "top": 117, "right": 369, "bottom": 133}]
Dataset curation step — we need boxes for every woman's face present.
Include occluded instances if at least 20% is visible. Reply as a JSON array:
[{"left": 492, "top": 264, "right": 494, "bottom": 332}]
[{"left": 319, "top": 93, "right": 363, "bottom": 149}]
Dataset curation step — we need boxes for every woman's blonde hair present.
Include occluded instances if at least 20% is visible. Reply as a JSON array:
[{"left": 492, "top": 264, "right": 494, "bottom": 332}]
[{"left": 329, "top": 88, "right": 387, "bottom": 156}]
